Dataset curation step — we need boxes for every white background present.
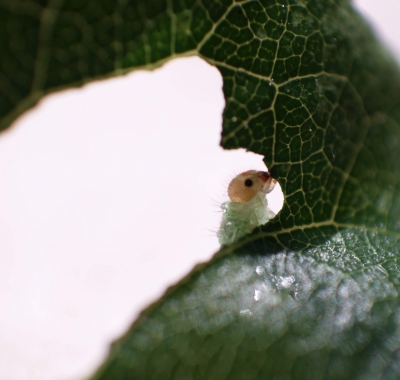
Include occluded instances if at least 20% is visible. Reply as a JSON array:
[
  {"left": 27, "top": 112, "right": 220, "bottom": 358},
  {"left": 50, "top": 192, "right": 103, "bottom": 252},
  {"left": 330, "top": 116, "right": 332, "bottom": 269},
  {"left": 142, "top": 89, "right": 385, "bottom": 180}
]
[{"left": 0, "top": 1, "right": 398, "bottom": 379}]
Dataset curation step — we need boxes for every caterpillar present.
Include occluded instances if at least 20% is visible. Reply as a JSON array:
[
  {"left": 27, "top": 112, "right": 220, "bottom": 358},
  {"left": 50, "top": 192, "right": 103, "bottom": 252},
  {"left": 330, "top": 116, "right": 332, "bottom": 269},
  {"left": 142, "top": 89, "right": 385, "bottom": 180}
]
[{"left": 218, "top": 170, "right": 277, "bottom": 245}]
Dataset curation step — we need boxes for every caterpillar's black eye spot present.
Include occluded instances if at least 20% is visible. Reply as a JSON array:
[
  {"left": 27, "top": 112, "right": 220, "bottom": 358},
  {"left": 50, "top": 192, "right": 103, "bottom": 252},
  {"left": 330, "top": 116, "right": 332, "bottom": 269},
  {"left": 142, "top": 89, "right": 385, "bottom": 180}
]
[{"left": 245, "top": 179, "right": 253, "bottom": 187}]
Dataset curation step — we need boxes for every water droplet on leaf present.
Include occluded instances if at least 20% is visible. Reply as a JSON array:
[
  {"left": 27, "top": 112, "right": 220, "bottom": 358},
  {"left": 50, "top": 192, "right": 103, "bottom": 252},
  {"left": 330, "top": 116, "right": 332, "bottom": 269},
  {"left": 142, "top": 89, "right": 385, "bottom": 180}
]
[
  {"left": 240, "top": 309, "right": 252, "bottom": 316},
  {"left": 255, "top": 266, "right": 265, "bottom": 275},
  {"left": 254, "top": 290, "right": 262, "bottom": 301},
  {"left": 277, "top": 275, "right": 296, "bottom": 288}
]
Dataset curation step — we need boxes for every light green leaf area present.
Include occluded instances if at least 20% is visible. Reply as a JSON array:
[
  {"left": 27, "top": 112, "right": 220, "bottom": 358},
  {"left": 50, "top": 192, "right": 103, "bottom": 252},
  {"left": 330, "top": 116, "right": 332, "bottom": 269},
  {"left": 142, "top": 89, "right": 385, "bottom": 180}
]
[{"left": 3, "top": 0, "right": 400, "bottom": 378}]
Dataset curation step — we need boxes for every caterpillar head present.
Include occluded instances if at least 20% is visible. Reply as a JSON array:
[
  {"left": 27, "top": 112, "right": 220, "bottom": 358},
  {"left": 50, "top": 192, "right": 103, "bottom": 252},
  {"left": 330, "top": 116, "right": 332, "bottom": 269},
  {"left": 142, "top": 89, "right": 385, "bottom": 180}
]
[{"left": 228, "top": 170, "right": 277, "bottom": 203}]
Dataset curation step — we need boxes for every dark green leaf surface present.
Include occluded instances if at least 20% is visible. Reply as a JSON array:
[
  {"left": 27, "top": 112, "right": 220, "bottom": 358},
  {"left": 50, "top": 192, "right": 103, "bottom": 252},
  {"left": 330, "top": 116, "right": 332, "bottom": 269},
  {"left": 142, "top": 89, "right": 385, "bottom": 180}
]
[{"left": 2, "top": 0, "right": 400, "bottom": 379}]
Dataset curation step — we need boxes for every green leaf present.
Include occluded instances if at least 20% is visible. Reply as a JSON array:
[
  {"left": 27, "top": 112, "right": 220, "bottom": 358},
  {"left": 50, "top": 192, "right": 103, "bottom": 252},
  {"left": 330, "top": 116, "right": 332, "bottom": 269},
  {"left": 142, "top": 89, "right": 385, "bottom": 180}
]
[{"left": 3, "top": 0, "right": 400, "bottom": 378}]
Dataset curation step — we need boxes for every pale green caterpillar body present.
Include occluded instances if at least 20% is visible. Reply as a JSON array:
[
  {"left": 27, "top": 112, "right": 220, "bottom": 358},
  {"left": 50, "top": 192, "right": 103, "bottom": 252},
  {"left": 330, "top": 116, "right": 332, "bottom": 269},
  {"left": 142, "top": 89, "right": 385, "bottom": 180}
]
[{"left": 218, "top": 170, "right": 276, "bottom": 245}]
